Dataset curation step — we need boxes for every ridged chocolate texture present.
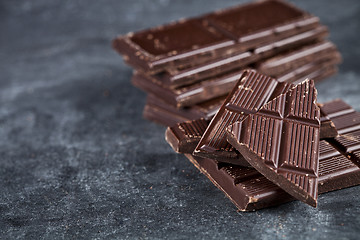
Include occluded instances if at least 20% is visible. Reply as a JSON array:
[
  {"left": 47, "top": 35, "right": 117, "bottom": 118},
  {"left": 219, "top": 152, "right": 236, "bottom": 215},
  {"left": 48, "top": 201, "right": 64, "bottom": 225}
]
[
  {"left": 319, "top": 99, "right": 360, "bottom": 135},
  {"left": 318, "top": 99, "right": 360, "bottom": 138},
  {"left": 185, "top": 138, "right": 360, "bottom": 211},
  {"left": 165, "top": 102, "right": 338, "bottom": 154},
  {"left": 113, "top": 0, "right": 319, "bottom": 73},
  {"left": 165, "top": 119, "right": 209, "bottom": 154},
  {"left": 194, "top": 69, "right": 292, "bottom": 165},
  {"left": 328, "top": 130, "right": 360, "bottom": 167},
  {"left": 142, "top": 70, "right": 342, "bottom": 128},
  {"left": 227, "top": 79, "right": 320, "bottom": 207}
]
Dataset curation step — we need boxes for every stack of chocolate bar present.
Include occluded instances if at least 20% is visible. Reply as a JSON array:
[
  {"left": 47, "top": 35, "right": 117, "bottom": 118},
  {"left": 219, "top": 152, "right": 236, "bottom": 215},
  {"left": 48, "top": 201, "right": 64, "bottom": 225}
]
[
  {"left": 165, "top": 70, "right": 360, "bottom": 211},
  {"left": 113, "top": 0, "right": 341, "bottom": 127}
]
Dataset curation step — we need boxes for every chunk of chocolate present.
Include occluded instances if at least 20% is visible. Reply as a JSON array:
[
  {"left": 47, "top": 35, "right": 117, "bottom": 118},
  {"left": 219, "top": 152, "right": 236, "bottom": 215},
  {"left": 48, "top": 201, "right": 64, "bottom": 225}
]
[
  {"left": 166, "top": 102, "right": 337, "bottom": 155},
  {"left": 165, "top": 118, "right": 210, "bottom": 154},
  {"left": 185, "top": 138, "right": 360, "bottom": 211},
  {"left": 320, "top": 114, "right": 338, "bottom": 139},
  {"left": 327, "top": 130, "right": 360, "bottom": 167},
  {"left": 194, "top": 70, "right": 292, "bottom": 165},
  {"left": 167, "top": 99, "right": 360, "bottom": 211},
  {"left": 227, "top": 79, "right": 320, "bottom": 207},
  {"left": 319, "top": 99, "right": 360, "bottom": 135}
]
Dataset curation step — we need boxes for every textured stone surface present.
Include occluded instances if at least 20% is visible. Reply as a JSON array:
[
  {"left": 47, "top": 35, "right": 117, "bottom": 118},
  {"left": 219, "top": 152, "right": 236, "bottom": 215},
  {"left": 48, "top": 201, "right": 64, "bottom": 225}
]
[{"left": 0, "top": 0, "right": 359, "bottom": 239}]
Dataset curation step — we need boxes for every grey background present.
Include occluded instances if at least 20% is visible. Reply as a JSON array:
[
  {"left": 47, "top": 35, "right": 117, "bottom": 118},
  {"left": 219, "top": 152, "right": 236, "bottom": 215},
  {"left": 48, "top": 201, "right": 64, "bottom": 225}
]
[{"left": 1, "top": 0, "right": 360, "bottom": 239}]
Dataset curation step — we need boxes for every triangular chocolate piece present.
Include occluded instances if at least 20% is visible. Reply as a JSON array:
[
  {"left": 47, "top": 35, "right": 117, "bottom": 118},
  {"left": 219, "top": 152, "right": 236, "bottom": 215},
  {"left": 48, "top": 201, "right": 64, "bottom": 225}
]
[
  {"left": 227, "top": 79, "right": 320, "bottom": 207},
  {"left": 193, "top": 69, "right": 293, "bottom": 165}
]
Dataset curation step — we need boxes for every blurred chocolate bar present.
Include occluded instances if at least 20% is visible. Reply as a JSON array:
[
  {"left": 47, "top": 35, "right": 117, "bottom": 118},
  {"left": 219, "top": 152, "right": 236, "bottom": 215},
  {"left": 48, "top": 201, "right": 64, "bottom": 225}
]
[{"left": 113, "top": 0, "right": 320, "bottom": 73}]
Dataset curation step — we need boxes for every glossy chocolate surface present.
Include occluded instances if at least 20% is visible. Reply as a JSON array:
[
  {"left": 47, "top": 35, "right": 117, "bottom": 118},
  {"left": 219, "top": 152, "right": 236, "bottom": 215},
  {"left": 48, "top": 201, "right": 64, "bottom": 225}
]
[
  {"left": 227, "top": 79, "right": 320, "bottom": 206},
  {"left": 113, "top": 0, "right": 319, "bottom": 72},
  {"left": 194, "top": 70, "right": 292, "bottom": 164}
]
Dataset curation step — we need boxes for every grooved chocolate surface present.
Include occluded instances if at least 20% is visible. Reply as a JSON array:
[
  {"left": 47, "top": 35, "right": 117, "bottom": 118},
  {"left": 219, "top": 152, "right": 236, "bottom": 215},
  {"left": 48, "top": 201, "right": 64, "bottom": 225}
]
[
  {"left": 3, "top": 0, "right": 360, "bottom": 238},
  {"left": 194, "top": 69, "right": 292, "bottom": 164},
  {"left": 227, "top": 79, "right": 320, "bottom": 206},
  {"left": 167, "top": 99, "right": 360, "bottom": 211},
  {"left": 318, "top": 99, "right": 360, "bottom": 167},
  {"left": 165, "top": 101, "right": 337, "bottom": 155},
  {"left": 328, "top": 130, "right": 360, "bottom": 167},
  {"left": 320, "top": 99, "right": 360, "bottom": 135},
  {"left": 165, "top": 119, "right": 210, "bottom": 154},
  {"left": 185, "top": 138, "right": 360, "bottom": 211}
]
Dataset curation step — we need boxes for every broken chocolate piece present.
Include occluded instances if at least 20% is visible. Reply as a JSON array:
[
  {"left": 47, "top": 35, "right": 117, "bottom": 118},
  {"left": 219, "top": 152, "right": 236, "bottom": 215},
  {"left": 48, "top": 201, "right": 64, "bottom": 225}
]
[
  {"left": 227, "top": 79, "right": 320, "bottom": 207},
  {"left": 327, "top": 130, "right": 360, "bottom": 168},
  {"left": 194, "top": 69, "right": 292, "bottom": 165},
  {"left": 166, "top": 104, "right": 337, "bottom": 154},
  {"left": 165, "top": 118, "right": 210, "bottom": 154},
  {"left": 319, "top": 99, "right": 360, "bottom": 135},
  {"left": 185, "top": 138, "right": 360, "bottom": 211}
]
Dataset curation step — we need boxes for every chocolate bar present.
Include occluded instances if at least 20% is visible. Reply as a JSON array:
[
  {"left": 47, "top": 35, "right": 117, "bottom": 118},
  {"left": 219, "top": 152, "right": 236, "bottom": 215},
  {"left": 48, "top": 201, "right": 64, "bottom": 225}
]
[
  {"left": 143, "top": 95, "right": 225, "bottom": 126},
  {"left": 151, "top": 26, "right": 328, "bottom": 89},
  {"left": 257, "top": 41, "right": 339, "bottom": 76},
  {"left": 328, "top": 130, "right": 360, "bottom": 167},
  {"left": 227, "top": 79, "right": 320, "bottom": 206},
  {"left": 143, "top": 59, "right": 341, "bottom": 130},
  {"left": 185, "top": 138, "right": 360, "bottom": 211},
  {"left": 165, "top": 118, "right": 210, "bottom": 154},
  {"left": 113, "top": 0, "right": 320, "bottom": 73},
  {"left": 319, "top": 99, "right": 360, "bottom": 135},
  {"left": 194, "top": 69, "right": 292, "bottom": 165},
  {"left": 320, "top": 113, "right": 338, "bottom": 139},
  {"left": 166, "top": 99, "right": 360, "bottom": 211},
  {"left": 276, "top": 53, "right": 341, "bottom": 84},
  {"left": 165, "top": 100, "right": 338, "bottom": 154},
  {"left": 133, "top": 46, "right": 339, "bottom": 108},
  {"left": 132, "top": 70, "right": 238, "bottom": 108},
  {"left": 319, "top": 99, "right": 360, "bottom": 167}
]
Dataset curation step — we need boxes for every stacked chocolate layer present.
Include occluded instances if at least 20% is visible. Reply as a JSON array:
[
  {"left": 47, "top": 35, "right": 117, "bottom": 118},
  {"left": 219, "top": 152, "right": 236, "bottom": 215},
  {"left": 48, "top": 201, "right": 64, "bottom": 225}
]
[
  {"left": 166, "top": 92, "right": 360, "bottom": 211},
  {"left": 112, "top": 0, "right": 356, "bottom": 211},
  {"left": 113, "top": 0, "right": 341, "bottom": 127}
]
